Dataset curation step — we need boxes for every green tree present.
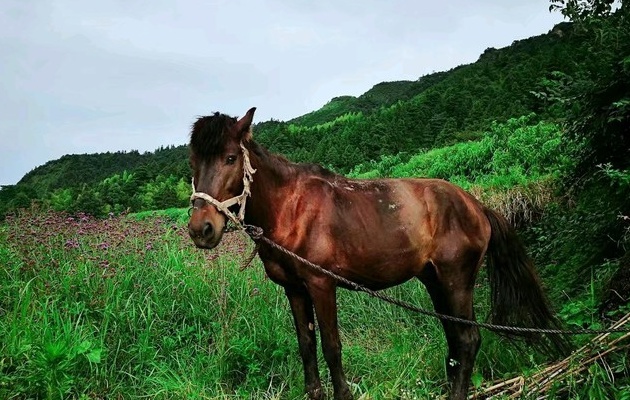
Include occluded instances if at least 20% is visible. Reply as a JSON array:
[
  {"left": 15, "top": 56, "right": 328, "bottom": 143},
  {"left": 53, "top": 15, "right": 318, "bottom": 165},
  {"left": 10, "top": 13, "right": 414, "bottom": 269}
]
[{"left": 549, "top": 0, "right": 630, "bottom": 174}]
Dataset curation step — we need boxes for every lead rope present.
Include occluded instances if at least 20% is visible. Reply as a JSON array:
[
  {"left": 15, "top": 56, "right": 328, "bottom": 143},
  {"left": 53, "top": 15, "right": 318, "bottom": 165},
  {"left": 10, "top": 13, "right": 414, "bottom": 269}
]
[{"left": 247, "top": 227, "right": 630, "bottom": 335}]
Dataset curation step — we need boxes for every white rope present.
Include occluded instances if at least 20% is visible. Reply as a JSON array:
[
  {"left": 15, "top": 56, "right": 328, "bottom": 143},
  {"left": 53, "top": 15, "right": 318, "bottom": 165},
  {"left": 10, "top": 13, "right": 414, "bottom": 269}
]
[{"left": 190, "top": 141, "right": 256, "bottom": 226}]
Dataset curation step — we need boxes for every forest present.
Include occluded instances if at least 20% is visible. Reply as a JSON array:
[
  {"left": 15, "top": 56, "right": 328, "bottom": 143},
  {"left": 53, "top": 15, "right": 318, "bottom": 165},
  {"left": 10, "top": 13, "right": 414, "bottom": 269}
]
[{"left": 0, "top": 1, "right": 629, "bottom": 398}]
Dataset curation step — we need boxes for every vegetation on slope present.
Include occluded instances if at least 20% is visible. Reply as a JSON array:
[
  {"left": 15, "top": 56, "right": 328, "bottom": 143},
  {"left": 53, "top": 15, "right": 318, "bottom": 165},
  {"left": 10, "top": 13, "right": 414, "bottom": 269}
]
[
  {"left": 287, "top": 74, "right": 449, "bottom": 127},
  {"left": 0, "top": 146, "right": 191, "bottom": 218}
]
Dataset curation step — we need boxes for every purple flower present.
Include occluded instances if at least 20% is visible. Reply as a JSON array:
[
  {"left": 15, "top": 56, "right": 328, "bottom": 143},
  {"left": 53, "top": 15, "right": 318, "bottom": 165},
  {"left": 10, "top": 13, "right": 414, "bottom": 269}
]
[
  {"left": 65, "top": 239, "right": 79, "bottom": 249},
  {"left": 97, "top": 242, "right": 110, "bottom": 250}
]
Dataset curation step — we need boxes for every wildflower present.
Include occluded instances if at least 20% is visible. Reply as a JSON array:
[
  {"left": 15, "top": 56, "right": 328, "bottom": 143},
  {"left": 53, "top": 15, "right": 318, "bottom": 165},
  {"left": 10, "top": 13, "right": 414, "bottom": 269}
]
[
  {"left": 97, "top": 242, "right": 110, "bottom": 250},
  {"left": 65, "top": 239, "right": 79, "bottom": 249}
]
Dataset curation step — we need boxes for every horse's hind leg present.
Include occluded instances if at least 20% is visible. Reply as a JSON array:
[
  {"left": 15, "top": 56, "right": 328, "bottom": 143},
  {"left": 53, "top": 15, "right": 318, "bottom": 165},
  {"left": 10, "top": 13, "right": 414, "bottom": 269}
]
[{"left": 422, "top": 261, "right": 481, "bottom": 400}]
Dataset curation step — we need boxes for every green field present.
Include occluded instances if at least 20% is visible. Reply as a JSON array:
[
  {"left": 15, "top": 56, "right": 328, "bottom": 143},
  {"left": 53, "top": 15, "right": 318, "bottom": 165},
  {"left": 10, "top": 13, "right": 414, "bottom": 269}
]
[{"left": 1, "top": 205, "right": 627, "bottom": 399}]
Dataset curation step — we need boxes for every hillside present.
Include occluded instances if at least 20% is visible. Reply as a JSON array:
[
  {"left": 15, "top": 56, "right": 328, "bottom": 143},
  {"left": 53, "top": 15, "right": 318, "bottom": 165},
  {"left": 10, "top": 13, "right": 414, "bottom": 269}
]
[
  {"left": 254, "top": 22, "right": 590, "bottom": 171},
  {"left": 287, "top": 73, "right": 449, "bottom": 127},
  {"left": 0, "top": 19, "right": 624, "bottom": 220},
  {"left": 0, "top": 146, "right": 190, "bottom": 217},
  {"left": 17, "top": 145, "right": 190, "bottom": 189}
]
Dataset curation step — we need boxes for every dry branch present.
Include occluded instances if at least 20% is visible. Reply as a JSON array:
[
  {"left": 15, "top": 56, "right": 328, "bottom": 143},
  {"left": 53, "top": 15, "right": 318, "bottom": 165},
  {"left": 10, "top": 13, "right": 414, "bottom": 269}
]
[{"left": 469, "top": 313, "right": 630, "bottom": 399}]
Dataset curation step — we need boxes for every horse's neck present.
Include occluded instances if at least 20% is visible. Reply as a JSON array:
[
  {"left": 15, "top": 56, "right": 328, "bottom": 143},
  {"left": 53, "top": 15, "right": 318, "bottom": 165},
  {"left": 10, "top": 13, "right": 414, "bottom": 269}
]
[{"left": 244, "top": 149, "right": 296, "bottom": 231}]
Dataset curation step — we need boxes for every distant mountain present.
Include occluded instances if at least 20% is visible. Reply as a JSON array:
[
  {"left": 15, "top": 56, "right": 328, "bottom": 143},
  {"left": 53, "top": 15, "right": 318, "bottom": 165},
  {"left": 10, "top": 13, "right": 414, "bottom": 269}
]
[
  {"left": 16, "top": 146, "right": 189, "bottom": 192},
  {"left": 253, "top": 22, "right": 585, "bottom": 171},
  {"left": 0, "top": 21, "right": 593, "bottom": 217},
  {"left": 287, "top": 73, "right": 449, "bottom": 127}
]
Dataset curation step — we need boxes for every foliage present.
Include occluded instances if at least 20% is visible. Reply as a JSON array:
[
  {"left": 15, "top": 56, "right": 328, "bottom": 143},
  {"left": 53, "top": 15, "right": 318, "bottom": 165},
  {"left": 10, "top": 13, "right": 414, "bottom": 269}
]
[
  {"left": 253, "top": 23, "right": 598, "bottom": 172},
  {"left": 129, "top": 207, "right": 190, "bottom": 224},
  {"left": 546, "top": 1, "right": 630, "bottom": 177},
  {"left": 0, "top": 3, "right": 628, "bottom": 398},
  {"left": 550, "top": 0, "right": 621, "bottom": 21},
  {"left": 535, "top": 0, "right": 630, "bottom": 329},
  {"left": 0, "top": 145, "right": 191, "bottom": 219},
  {"left": 287, "top": 75, "right": 449, "bottom": 127}
]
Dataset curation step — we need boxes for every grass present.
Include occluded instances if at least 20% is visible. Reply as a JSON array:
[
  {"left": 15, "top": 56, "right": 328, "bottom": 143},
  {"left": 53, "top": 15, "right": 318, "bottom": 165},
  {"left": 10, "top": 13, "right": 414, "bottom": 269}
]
[{"left": 0, "top": 208, "right": 626, "bottom": 399}]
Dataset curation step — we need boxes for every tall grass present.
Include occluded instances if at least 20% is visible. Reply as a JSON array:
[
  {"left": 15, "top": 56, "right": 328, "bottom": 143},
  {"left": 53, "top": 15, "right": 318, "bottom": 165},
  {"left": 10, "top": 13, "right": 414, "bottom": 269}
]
[{"left": 0, "top": 208, "right": 554, "bottom": 399}]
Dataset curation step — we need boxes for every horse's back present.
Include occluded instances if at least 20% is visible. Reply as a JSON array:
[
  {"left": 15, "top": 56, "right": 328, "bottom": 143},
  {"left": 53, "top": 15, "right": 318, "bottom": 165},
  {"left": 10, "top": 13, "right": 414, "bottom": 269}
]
[{"left": 283, "top": 176, "right": 491, "bottom": 288}]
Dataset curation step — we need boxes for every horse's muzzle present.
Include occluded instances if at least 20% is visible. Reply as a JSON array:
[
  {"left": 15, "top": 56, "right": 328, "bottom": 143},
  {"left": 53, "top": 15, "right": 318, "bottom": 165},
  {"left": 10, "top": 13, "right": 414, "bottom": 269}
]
[{"left": 188, "top": 208, "right": 225, "bottom": 249}]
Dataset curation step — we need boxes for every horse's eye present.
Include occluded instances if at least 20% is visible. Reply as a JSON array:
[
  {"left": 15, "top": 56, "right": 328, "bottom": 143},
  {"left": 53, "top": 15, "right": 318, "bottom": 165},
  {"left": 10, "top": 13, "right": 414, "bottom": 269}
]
[{"left": 226, "top": 155, "right": 237, "bottom": 165}]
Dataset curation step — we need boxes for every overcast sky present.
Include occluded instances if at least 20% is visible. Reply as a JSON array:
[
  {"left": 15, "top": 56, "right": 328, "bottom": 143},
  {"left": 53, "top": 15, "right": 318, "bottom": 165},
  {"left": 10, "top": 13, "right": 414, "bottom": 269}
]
[{"left": 0, "top": 0, "right": 564, "bottom": 186}]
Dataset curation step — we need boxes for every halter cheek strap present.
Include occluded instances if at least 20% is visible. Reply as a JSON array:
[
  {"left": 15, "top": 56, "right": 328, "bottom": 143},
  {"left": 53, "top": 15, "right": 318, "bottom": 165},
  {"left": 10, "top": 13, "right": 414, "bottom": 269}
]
[{"left": 190, "top": 141, "right": 256, "bottom": 227}]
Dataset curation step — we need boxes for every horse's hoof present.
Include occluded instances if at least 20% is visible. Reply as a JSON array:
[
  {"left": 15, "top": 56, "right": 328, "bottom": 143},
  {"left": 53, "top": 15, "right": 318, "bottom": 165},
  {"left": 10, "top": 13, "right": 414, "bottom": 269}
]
[
  {"left": 334, "top": 389, "right": 353, "bottom": 400},
  {"left": 307, "top": 387, "right": 324, "bottom": 400}
]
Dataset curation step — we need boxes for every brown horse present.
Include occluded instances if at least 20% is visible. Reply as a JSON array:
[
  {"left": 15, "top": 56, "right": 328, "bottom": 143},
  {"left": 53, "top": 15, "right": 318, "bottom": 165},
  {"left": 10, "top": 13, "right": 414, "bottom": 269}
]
[{"left": 187, "top": 108, "right": 565, "bottom": 400}]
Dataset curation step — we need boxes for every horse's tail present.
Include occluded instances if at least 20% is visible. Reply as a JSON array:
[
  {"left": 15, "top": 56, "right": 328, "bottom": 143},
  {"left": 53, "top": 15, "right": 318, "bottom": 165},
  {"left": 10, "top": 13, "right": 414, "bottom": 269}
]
[{"left": 483, "top": 207, "right": 570, "bottom": 355}]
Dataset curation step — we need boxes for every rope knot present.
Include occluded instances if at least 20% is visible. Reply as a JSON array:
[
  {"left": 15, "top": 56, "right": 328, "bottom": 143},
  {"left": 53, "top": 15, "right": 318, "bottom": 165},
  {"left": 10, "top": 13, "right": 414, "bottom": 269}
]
[{"left": 244, "top": 224, "right": 264, "bottom": 240}]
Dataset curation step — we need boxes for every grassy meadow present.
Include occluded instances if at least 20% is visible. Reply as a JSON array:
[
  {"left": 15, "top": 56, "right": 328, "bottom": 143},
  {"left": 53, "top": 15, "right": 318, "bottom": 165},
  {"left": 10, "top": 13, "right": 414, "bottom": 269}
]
[
  {"left": 2, "top": 205, "right": 627, "bottom": 399},
  {"left": 0, "top": 206, "right": 565, "bottom": 399},
  {"left": 2, "top": 5, "right": 629, "bottom": 396}
]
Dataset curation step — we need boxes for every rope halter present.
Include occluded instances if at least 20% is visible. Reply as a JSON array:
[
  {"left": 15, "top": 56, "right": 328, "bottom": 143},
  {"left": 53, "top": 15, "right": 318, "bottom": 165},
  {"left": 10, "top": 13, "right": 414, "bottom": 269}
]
[{"left": 190, "top": 141, "right": 256, "bottom": 227}]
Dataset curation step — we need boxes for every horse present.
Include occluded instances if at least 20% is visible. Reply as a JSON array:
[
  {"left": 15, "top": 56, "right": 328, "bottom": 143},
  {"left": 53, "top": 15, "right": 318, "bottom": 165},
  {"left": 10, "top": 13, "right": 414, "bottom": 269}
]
[{"left": 187, "top": 107, "right": 566, "bottom": 400}]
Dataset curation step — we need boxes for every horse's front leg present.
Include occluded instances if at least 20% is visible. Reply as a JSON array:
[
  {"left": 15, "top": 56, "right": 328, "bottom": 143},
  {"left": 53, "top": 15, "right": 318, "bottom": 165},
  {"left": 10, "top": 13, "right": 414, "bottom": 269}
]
[
  {"left": 309, "top": 280, "right": 353, "bottom": 400},
  {"left": 285, "top": 287, "right": 323, "bottom": 400}
]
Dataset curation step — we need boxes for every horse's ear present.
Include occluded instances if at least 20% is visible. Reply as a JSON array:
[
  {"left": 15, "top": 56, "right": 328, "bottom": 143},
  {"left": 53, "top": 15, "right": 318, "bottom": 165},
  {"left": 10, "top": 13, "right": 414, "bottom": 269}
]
[{"left": 233, "top": 107, "right": 256, "bottom": 140}]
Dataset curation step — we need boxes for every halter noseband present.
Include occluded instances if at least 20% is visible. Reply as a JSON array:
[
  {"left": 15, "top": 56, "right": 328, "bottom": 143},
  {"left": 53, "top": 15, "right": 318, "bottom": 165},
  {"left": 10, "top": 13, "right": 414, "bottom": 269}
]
[{"left": 190, "top": 141, "right": 256, "bottom": 227}]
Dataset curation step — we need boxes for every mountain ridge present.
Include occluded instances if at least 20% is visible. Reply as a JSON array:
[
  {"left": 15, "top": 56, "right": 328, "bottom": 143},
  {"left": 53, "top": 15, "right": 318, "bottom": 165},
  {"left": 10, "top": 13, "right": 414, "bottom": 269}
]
[{"left": 0, "top": 21, "right": 587, "bottom": 217}]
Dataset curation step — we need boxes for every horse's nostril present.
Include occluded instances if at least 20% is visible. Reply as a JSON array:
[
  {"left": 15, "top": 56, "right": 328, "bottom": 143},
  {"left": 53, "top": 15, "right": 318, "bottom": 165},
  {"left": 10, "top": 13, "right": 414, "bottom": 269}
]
[{"left": 202, "top": 222, "right": 213, "bottom": 238}]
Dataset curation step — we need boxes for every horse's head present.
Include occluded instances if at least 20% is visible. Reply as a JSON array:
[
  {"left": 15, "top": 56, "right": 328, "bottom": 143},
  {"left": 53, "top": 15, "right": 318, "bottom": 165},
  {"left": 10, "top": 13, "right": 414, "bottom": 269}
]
[{"left": 187, "top": 107, "right": 256, "bottom": 249}]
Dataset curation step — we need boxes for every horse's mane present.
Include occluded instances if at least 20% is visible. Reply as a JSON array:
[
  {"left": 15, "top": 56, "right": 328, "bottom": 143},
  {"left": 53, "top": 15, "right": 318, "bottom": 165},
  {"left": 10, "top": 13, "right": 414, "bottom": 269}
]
[
  {"left": 248, "top": 140, "right": 339, "bottom": 180},
  {"left": 190, "top": 112, "right": 340, "bottom": 184},
  {"left": 190, "top": 112, "right": 237, "bottom": 158}
]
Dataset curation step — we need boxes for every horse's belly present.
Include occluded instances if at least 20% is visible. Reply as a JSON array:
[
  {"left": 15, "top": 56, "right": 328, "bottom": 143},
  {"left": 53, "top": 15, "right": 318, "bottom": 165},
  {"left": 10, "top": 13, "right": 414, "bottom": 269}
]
[
  {"left": 260, "top": 256, "right": 301, "bottom": 287},
  {"left": 339, "top": 246, "right": 425, "bottom": 290}
]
